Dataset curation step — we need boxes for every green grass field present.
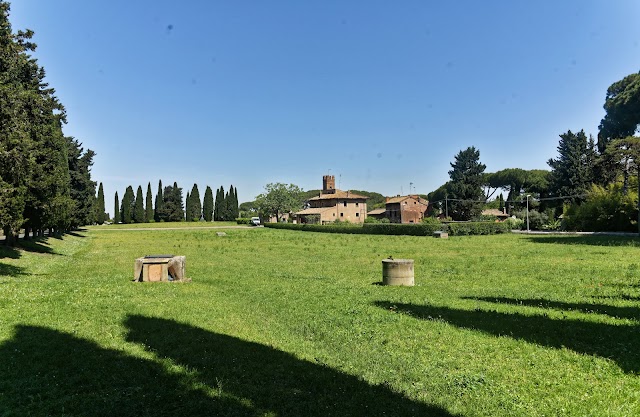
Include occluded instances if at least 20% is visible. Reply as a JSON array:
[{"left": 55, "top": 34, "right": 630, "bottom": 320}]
[{"left": 1, "top": 226, "right": 639, "bottom": 416}]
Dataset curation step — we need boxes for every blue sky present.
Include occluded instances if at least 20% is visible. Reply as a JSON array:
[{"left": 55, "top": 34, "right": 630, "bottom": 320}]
[{"left": 10, "top": 1, "right": 640, "bottom": 213}]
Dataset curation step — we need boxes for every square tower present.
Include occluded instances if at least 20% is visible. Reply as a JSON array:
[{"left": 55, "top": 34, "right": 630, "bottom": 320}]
[{"left": 322, "top": 175, "right": 336, "bottom": 194}]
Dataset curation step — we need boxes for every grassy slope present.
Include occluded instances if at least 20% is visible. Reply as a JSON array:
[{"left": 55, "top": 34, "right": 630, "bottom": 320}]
[{"left": 1, "top": 229, "right": 639, "bottom": 416}]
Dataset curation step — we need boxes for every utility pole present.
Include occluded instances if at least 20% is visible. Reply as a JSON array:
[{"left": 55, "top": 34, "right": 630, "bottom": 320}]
[{"left": 445, "top": 196, "right": 448, "bottom": 218}]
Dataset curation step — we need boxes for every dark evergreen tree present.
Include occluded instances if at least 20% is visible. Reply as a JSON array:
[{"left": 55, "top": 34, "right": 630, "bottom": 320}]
[
  {"left": 189, "top": 184, "right": 202, "bottom": 221},
  {"left": 185, "top": 191, "right": 191, "bottom": 222},
  {"left": 223, "top": 189, "right": 231, "bottom": 221},
  {"left": 229, "top": 185, "right": 239, "bottom": 219},
  {"left": 203, "top": 186, "right": 214, "bottom": 222},
  {"left": 0, "top": 3, "right": 93, "bottom": 242},
  {"left": 155, "top": 180, "right": 163, "bottom": 222},
  {"left": 498, "top": 193, "right": 505, "bottom": 212},
  {"left": 114, "top": 192, "right": 120, "bottom": 224},
  {"left": 66, "top": 137, "right": 95, "bottom": 227},
  {"left": 598, "top": 72, "right": 640, "bottom": 153},
  {"left": 145, "top": 182, "right": 153, "bottom": 222},
  {"left": 133, "top": 186, "right": 144, "bottom": 223},
  {"left": 121, "top": 186, "right": 134, "bottom": 224},
  {"left": 547, "top": 130, "right": 595, "bottom": 203},
  {"left": 95, "top": 183, "right": 106, "bottom": 224},
  {"left": 157, "top": 183, "right": 184, "bottom": 222},
  {"left": 214, "top": 186, "right": 224, "bottom": 221},
  {"left": 447, "top": 147, "right": 486, "bottom": 221}
]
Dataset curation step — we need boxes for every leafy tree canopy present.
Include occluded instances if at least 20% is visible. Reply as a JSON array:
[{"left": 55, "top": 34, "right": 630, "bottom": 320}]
[
  {"left": 598, "top": 71, "right": 640, "bottom": 152},
  {"left": 255, "top": 183, "right": 303, "bottom": 221}
]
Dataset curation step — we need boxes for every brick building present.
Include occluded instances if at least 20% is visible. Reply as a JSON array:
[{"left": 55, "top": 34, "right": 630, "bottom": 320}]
[
  {"left": 295, "top": 176, "right": 368, "bottom": 224},
  {"left": 378, "top": 195, "right": 429, "bottom": 223}
]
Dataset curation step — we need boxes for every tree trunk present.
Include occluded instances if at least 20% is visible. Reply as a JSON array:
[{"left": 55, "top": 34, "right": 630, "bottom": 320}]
[{"left": 3, "top": 226, "right": 15, "bottom": 246}]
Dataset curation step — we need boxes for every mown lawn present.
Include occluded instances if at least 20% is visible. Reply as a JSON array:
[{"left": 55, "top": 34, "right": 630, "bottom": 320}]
[{"left": 1, "top": 227, "right": 639, "bottom": 416}]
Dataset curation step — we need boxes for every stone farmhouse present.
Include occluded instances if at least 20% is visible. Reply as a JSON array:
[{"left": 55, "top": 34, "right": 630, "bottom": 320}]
[
  {"left": 295, "top": 176, "right": 368, "bottom": 224},
  {"left": 368, "top": 195, "right": 429, "bottom": 224}
]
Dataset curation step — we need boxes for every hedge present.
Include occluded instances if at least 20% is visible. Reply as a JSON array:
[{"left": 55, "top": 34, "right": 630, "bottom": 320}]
[
  {"left": 264, "top": 221, "right": 510, "bottom": 236},
  {"left": 236, "top": 218, "right": 252, "bottom": 225}
]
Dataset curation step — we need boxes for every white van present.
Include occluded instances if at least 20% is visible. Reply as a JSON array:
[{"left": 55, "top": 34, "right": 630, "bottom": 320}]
[{"left": 250, "top": 217, "right": 261, "bottom": 226}]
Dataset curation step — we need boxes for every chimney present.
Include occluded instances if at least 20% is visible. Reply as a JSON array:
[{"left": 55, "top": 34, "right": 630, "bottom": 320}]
[{"left": 322, "top": 175, "right": 336, "bottom": 194}]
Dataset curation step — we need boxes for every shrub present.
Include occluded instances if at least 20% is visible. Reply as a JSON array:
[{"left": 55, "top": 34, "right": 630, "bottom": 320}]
[
  {"left": 446, "top": 221, "right": 510, "bottom": 235},
  {"left": 563, "top": 183, "right": 637, "bottom": 232},
  {"left": 236, "top": 218, "right": 251, "bottom": 225},
  {"left": 265, "top": 221, "right": 509, "bottom": 236},
  {"left": 512, "top": 209, "right": 549, "bottom": 230}
]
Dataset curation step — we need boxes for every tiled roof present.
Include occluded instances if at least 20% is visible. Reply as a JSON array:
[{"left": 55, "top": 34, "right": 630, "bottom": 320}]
[
  {"left": 482, "top": 209, "right": 509, "bottom": 217},
  {"left": 308, "top": 190, "right": 369, "bottom": 201},
  {"left": 367, "top": 208, "right": 386, "bottom": 215},
  {"left": 386, "top": 196, "right": 428, "bottom": 205}
]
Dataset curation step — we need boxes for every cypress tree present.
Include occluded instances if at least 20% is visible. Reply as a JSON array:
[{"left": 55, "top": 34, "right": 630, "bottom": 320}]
[
  {"left": 114, "top": 192, "right": 120, "bottom": 224},
  {"left": 203, "top": 186, "right": 214, "bottom": 222},
  {"left": 185, "top": 191, "right": 191, "bottom": 222},
  {"left": 121, "top": 186, "right": 134, "bottom": 224},
  {"left": 145, "top": 182, "right": 153, "bottom": 222},
  {"left": 133, "top": 186, "right": 144, "bottom": 223},
  {"left": 190, "top": 184, "right": 202, "bottom": 221},
  {"left": 232, "top": 185, "right": 239, "bottom": 219},
  {"left": 96, "top": 182, "right": 106, "bottom": 224},
  {"left": 174, "top": 182, "right": 184, "bottom": 221},
  {"left": 214, "top": 186, "right": 224, "bottom": 221},
  {"left": 154, "top": 180, "right": 163, "bottom": 221}
]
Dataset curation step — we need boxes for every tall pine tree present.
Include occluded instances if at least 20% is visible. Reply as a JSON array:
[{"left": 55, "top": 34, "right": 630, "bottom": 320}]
[
  {"left": 448, "top": 147, "right": 486, "bottom": 221},
  {"left": 214, "top": 186, "right": 224, "bottom": 221},
  {"left": 145, "top": 182, "right": 153, "bottom": 222},
  {"left": 114, "top": 192, "right": 120, "bottom": 224},
  {"left": 203, "top": 186, "right": 214, "bottom": 222},
  {"left": 133, "top": 185, "right": 144, "bottom": 223},
  {"left": 121, "top": 186, "right": 134, "bottom": 224},
  {"left": 96, "top": 182, "right": 106, "bottom": 224},
  {"left": 185, "top": 191, "right": 191, "bottom": 222},
  {"left": 155, "top": 180, "right": 163, "bottom": 222},
  {"left": 547, "top": 130, "right": 595, "bottom": 203},
  {"left": 189, "top": 184, "right": 202, "bottom": 221}
]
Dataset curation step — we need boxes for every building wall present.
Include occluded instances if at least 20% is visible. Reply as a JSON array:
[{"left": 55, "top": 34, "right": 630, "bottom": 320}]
[{"left": 310, "top": 198, "right": 367, "bottom": 224}]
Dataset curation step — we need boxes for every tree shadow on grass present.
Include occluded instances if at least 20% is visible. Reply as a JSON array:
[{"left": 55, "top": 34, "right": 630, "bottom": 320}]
[
  {"left": 0, "top": 246, "right": 20, "bottom": 260},
  {"left": 0, "top": 322, "right": 458, "bottom": 417},
  {"left": 373, "top": 301, "right": 640, "bottom": 375},
  {"left": 593, "top": 295, "right": 640, "bottom": 302},
  {"left": 124, "top": 315, "right": 457, "bottom": 417},
  {"left": 18, "top": 237, "right": 57, "bottom": 255},
  {"left": 523, "top": 235, "right": 640, "bottom": 247},
  {"left": 461, "top": 296, "right": 640, "bottom": 321},
  {"left": 0, "top": 262, "right": 26, "bottom": 278}
]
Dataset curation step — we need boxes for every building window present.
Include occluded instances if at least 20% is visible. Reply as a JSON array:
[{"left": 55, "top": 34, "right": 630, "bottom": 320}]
[
  {"left": 356, "top": 212, "right": 359, "bottom": 217},
  {"left": 340, "top": 213, "right": 344, "bottom": 217},
  {"left": 333, "top": 213, "right": 335, "bottom": 217},
  {"left": 355, "top": 202, "right": 359, "bottom": 207},
  {"left": 343, "top": 201, "right": 347, "bottom": 207}
]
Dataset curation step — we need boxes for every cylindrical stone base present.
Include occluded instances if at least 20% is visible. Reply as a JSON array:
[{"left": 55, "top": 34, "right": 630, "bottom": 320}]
[{"left": 382, "top": 259, "right": 414, "bottom": 286}]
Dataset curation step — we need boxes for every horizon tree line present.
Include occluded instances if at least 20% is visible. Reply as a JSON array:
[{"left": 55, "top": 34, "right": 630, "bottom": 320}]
[{"left": 113, "top": 181, "right": 239, "bottom": 224}]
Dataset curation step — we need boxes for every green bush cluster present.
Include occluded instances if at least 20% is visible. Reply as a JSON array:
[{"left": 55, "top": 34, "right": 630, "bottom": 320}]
[
  {"left": 446, "top": 221, "right": 511, "bottom": 235},
  {"left": 265, "top": 221, "right": 510, "bottom": 236},
  {"left": 236, "top": 218, "right": 252, "bottom": 225},
  {"left": 563, "top": 183, "right": 638, "bottom": 232}
]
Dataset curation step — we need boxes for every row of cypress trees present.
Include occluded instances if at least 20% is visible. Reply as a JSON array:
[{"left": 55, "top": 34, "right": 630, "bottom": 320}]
[
  {"left": 0, "top": 4, "right": 98, "bottom": 245},
  {"left": 113, "top": 181, "right": 239, "bottom": 224}
]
